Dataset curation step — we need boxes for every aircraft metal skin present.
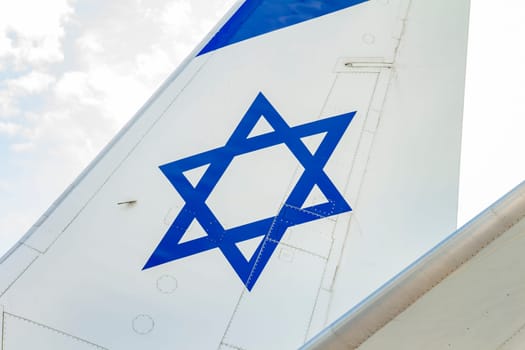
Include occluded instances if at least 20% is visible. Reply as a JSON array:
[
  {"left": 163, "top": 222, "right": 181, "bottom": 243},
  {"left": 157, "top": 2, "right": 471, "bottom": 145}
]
[
  {"left": 144, "top": 92, "right": 355, "bottom": 291},
  {"left": 302, "top": 181, "right": 525, "bottom": 350},
  {"left": 0, "top": 0, "right": 469, "bottom": 349}
]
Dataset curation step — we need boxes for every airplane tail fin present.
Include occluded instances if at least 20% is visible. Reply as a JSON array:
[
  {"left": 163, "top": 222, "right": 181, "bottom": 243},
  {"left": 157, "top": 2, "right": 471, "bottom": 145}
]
[{"left": 0, "top": 1, "right": 469, "bottom": 349}]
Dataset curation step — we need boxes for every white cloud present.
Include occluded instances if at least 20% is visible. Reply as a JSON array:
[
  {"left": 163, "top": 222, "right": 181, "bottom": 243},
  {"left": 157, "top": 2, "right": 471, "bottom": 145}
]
[
  {"left": 0, "top": 121, "right": 22, "bottom": 136},
  {"left": 0, "top": 0, "right": 73, "bottom": 68},
  {"left": 0, "top": 92, "right": 19, "bottom": 117},
  {"left": 54, "top": 71, "right": 98, "bottom": 105},
  {"left": 458, "top": 1, "right": 525, "bottom": 224},
  {"left": 87, "top": 65, "right": 152, "bottom": 121},
  {"left": 160, "top": 1, "right": 193, "bottom": 31},
  {"left": 77, "top": 33, "right": 104, "bottom": 54},
  {"left": 0, "top": 180, "right": 9, "bottom": 193},
  {"left": 136, "top": 45, "right": 173, "bottom": 81},
  {"left": 10, "top": 142, "right": 35, "bottom": 153},
  {"left": 7, "top": 71, "right": 56, "bottom": 94}
]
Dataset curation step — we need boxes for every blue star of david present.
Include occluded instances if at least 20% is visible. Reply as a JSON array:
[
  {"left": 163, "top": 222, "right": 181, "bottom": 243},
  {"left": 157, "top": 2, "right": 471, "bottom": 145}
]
[{"left": 144, "top": 92, "right": 355, "bottom": 291}]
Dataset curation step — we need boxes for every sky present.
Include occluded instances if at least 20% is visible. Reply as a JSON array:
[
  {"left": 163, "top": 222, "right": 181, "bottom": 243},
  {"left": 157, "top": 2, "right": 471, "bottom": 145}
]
[{"left": 0, "top": 0, "right": 524, "bottom": 256}]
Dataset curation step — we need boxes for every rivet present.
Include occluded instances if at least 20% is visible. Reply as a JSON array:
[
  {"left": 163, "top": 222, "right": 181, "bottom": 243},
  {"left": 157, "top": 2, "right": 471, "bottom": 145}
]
[
  {"left": 362, "top": 33, "right": 376, "bottom": 45},
  {"left": 156, "top": 275, "right": 178, "bottom": 294},
  {"left": 132, "top": 314, "right": 154, "bottom": 335}
]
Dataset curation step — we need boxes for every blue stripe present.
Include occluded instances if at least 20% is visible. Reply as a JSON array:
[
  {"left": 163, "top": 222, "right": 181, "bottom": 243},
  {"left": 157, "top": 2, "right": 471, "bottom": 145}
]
[{"left": 198, "top": 0, "right": 369, "bottom": 56}]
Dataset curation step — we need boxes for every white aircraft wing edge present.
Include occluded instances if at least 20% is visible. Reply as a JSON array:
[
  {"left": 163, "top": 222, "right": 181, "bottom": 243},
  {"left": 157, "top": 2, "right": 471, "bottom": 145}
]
[{"left": 302, "top": 180, "right": 525, "bottom": 349}]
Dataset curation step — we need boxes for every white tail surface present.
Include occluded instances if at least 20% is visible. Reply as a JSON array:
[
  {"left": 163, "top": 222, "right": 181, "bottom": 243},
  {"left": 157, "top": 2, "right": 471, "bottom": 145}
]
[{"left": 0, "top": 0, "right": 469, "bottom": 349}]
